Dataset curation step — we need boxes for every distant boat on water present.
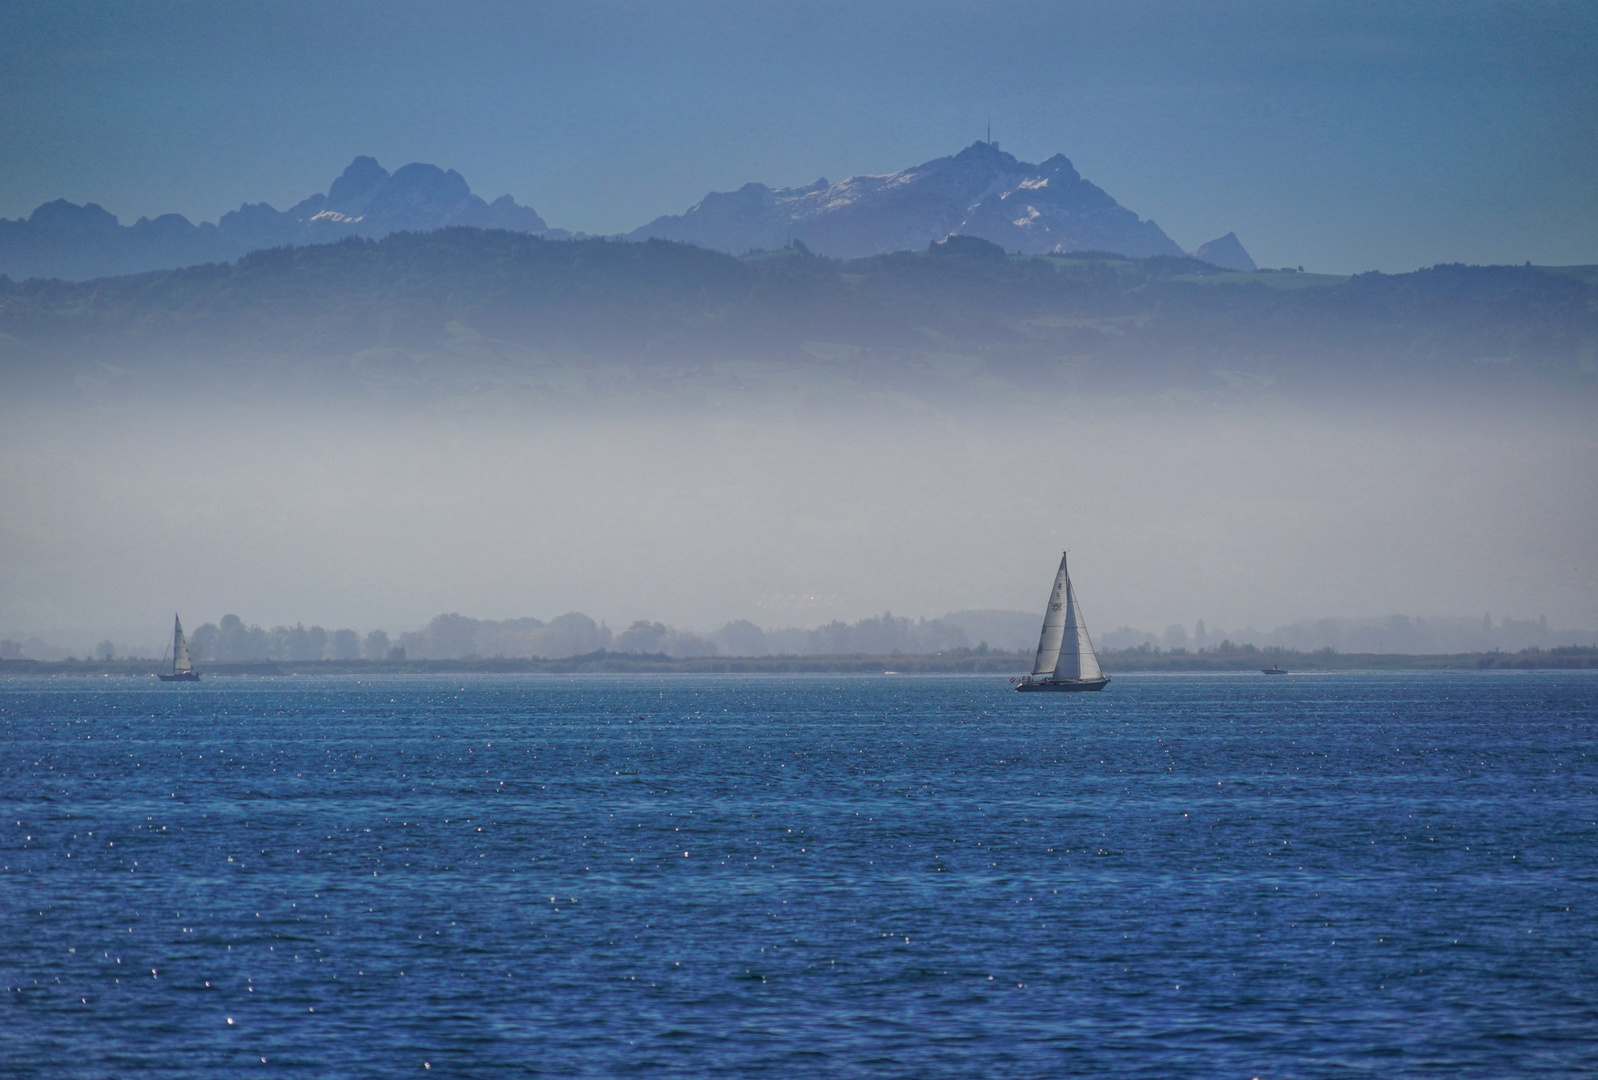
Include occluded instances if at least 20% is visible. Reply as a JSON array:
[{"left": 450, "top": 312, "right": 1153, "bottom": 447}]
[
  {"left": 157, "top": 615, "right": 200, "bottom": 681},
  {"left": 1262, "top": 665, "right": 1288, "bottom": 675},
  {"left": 1014, "top": 552, "right": 1109, "bottom": 692}
]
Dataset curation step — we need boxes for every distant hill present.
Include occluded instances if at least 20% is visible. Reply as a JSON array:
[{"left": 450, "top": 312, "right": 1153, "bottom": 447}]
[
  {"left": 0, "top": 228, "right": 1592, "bottom": 405},
  {"left": 628, "top": 141, "right": 1187, "bottom": 259},
  {"left": 0, "top": 156, "right": 561, "bottom": 282},
  {"left": 1191, "top": 232, "right": 1257, "bottom": 271}
]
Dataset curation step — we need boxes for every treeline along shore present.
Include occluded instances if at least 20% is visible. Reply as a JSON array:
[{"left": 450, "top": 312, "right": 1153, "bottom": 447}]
[{"left": 5, "top": 647, "right": 1596, "bottom": 677}]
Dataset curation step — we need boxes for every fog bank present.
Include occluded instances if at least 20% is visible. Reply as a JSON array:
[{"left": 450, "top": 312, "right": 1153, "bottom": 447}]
[{"left": 2, "top": 393, "right": 1592, "bottom": 654}]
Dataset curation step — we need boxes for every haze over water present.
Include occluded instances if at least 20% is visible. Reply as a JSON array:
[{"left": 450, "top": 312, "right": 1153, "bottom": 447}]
[
  {"left": 4, "top": 671, "right": 1594, "bottom": 1077},
  {"left": 6, "top": 391, "right": 1595, "bottom": 653}
]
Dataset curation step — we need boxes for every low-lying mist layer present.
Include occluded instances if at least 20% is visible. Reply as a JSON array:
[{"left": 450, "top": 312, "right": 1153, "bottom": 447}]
[{"left": 2, "top": 392, "right": 1593, "bottom": 651}]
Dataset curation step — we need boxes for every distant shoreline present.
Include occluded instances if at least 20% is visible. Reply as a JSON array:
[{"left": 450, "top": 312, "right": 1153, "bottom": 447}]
[{"left": 4, "top": 647, "right": 1595, "bottom": 677}]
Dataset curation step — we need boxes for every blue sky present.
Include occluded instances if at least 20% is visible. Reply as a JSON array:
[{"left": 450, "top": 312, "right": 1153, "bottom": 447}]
[{"left": 2, "top": 0, "right": 1594, "bottom": 272}]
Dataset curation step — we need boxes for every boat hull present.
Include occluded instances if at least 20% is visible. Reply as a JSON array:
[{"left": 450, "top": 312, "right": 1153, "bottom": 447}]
[
  {"left": 1015, "top": 677, "right": 1109, "bottom": 692},
  {"left": 158, "top": 671, "right": 200, "bottom": 682}
]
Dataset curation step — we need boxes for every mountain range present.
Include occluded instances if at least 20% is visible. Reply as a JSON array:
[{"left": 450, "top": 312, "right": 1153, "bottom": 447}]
[
  {"left": 0, "top": 143, "right": 1254, "bottom": 281},
  {"left": 0, "top": 157, "right": 562, "bottom": 282}
]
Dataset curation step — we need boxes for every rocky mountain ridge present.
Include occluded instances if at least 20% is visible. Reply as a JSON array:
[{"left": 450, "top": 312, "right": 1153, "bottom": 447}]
[
  {"left": 0, "top": 144, "right": 1255, "bottom": 280},
  {"left": 628, "top": 141, "right": 1190, "bottom": 259},
  {"left": 0, "top": 156, "right": 563, "bottom": 281}
]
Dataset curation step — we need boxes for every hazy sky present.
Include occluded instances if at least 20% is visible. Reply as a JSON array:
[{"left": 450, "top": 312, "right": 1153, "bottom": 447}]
[{"left": 2, "top": 0, "right": 1595, "bottom": 273}]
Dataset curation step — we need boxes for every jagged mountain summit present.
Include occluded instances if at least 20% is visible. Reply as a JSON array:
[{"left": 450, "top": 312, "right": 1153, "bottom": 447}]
[
  {"left": 627, "top": 141, "right": 1186, "bottom": 259},
  {"left": 1191, "top": 231, "right": 1257, "bottom": 271},
  {"left": 255, "top": 156, "right": 553, "bottom": 239},
  {"left": 0, "top": 157, "right": 561, "bottom": 281}
]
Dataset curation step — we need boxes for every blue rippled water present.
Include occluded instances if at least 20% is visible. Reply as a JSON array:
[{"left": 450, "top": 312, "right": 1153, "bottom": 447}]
[{"left": 2, "top": 671, "right": 1595, "bottom": 1078}]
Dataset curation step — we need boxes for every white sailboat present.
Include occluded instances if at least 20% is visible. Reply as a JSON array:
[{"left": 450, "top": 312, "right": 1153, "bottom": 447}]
[
  {"left": 1015, "top": 552, "right": 1109, "bottom": 692},
  {"left": 158, "top": 614, "right": 200, "bottom": 681}
]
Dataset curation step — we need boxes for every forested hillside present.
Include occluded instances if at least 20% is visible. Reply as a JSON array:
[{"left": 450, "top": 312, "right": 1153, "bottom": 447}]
[{"left": 1, "top": 229, "right": 1592, "bottom": 405}]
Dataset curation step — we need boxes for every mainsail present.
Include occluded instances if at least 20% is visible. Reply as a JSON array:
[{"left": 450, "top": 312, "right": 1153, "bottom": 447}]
[
  {"left": 1031, "top": 553, "right": 1071, "bottom": 675},
  {"left": 172, "top": 615, "right": 193, "bottom": 673}
]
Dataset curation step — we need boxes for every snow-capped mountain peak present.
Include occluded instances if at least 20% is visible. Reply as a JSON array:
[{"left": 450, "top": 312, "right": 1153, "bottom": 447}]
[{"left": 628, "top": 141, "right": 1183, "bottom": 258}]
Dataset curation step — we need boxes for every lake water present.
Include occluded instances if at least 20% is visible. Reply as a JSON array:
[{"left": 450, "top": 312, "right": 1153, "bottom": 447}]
[{"left": 2, "top": 671, "right": 1594, "bottom": 1078}]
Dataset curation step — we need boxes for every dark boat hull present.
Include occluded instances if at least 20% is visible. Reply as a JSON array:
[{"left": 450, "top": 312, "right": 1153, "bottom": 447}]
[
  {"left": 158, "top": 671, "right": 200, "bottom": 682},
  {"left": 1015, "top": 677, "right": 1109, "bottom": 692}
]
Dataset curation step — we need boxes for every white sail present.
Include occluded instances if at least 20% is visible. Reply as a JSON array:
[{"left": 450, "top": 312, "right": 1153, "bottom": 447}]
[
  {"left": 1031, "top": 552, "right": 1071, "bottom": 675},
  {"left": 1052, "top": 577, "right": 1103, "bottom": 682},
  {"left": 172, "top": 615, "right": 193, "bottom": 673}
]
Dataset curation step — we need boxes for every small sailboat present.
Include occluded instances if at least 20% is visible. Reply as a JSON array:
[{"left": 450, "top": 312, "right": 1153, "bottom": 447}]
[
  {"left": 157, "top": 614, "right": 200, "bottom": 681},
  {"left": 1015, "top": 552, "right": 1109, "bottom": 692}
]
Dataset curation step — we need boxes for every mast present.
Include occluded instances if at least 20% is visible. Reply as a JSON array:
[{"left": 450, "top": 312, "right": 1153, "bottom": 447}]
[
  {"left": 172, "top": 615, "right": 193, "bottom": 674},
  {"left": 1031, "top": 552, "right": 1070, "bottom": 675}
]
